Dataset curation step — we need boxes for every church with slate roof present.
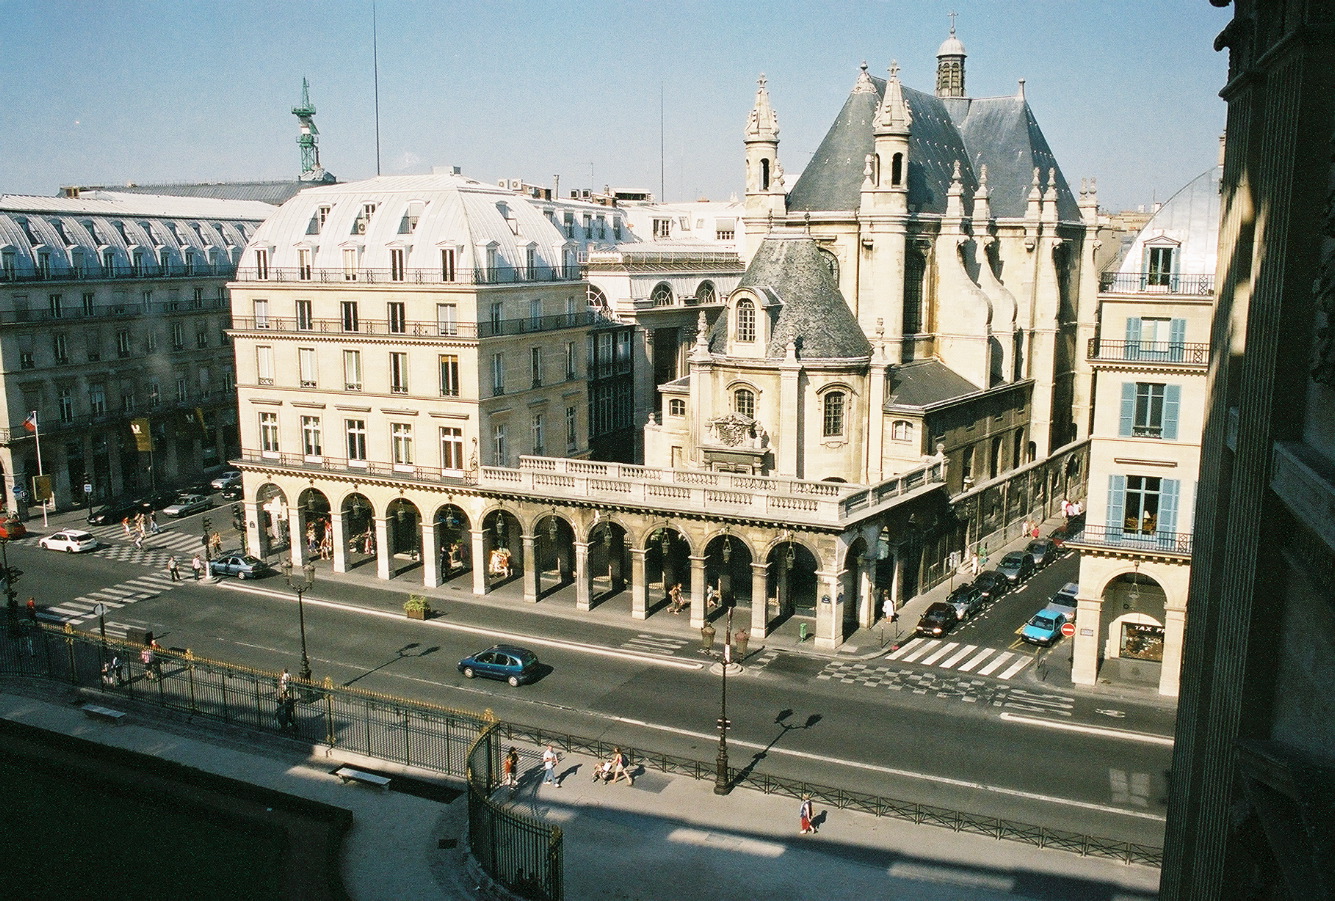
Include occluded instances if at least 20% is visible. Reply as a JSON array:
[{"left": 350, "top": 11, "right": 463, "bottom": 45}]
[{"left": 648, "top": 24, "right": 1096, "bottom": 504}]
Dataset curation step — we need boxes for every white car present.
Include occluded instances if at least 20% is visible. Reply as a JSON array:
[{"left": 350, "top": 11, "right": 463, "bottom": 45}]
[
  {"left": 210, "top": 470, "right": 242, "bottom": 490},
  {"left": 39, "top": 530, "right": 99, "bottom": 553},
  {"left": 163, "top": 494, "right": 212, "bottom": 517}
]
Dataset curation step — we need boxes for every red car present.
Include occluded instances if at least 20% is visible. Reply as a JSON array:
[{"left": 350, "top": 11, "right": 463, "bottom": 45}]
[{"left": 0, "top": 516, "right": 27, "bottom": 539}]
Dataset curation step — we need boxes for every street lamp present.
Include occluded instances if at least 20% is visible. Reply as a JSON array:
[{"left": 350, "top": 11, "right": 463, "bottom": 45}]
[
  {"left": 280, "top": 559, "right": 316, "bottom": 682},
  {"left": 714, "top": 621, "right": 733, "bottom": 795}
]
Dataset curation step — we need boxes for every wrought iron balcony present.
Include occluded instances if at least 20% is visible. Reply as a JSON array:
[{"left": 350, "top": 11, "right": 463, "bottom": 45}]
[
  {"left": 1099, "top": 271, "right": 1215, "bottom": 295},
  {"left": 1087, "top": 338, "right": 1211, "bottom": 366},
  {"left": 233, "top": 264, "right": 581, "bottom": 286},
  {"left": 230, "top": 310, "right": 601, "bottom": 339},
  {"left": 1, "top": 295, "right": 229, "bottom": 326},
  {"left": 0, "top": 262, "right": 237, "bottom": 284},
  {"left": 1065, "top": 523, "right": 1193, "bottom": 557}
]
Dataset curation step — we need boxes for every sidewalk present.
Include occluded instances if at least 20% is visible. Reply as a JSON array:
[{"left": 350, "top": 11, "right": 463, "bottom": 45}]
[{"left": 0, "top": 678, "right": 1160, "bottom": 901}]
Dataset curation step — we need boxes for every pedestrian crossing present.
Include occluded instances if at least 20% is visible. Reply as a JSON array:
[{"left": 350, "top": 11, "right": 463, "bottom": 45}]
[
  {"left": 17, "top": 521, "right": 226, "bottom": 567},
  {"left": 884, "top": 637, "right": 1035, "bottom": 680},
  {"left": 39, "top": 570, "right": 186, "bottom": 638},
  {"left": 620, "top": 633, "right": 691, "bottom": 656}
]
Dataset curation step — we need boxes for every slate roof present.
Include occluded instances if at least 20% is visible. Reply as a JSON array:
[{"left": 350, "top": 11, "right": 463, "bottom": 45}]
[
  {"left": 710, "top": 233, "right": 871, "bottom": 361},
  {"left": 885, "top": 359, "right": 981, "bottom": 408},
  {"left": 787, "top": 75, "right": 1079, "bottom": 221},
  {"left": 72, "top": 181, "right": 320, "bottom": 205}
]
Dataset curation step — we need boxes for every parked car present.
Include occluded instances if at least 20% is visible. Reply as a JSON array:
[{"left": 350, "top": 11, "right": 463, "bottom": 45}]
[
  {"left": 1021, "top": 605, "right": 1072, "bottom": 646},
  {"left": 220, "top": 483, "right": 243, "bottom": 500},
  {"left": 210, "top": 470, "right": 242, "bottom": 490},
  {"left": 162, "top": 494, "right": 213, "bottom": 517},
  {"left": 1026, "top": 538, "right": 1058, "bottom": 568},
  {"left": 997, "top": 551, "right": 1035, "bottom": 585},
  {"left": 135, "top": 489, "right": 178, "bottom": 511},
  {"left": 209, "top": 554, "right": 269, "bottom": 579},
  {"left": 457, "top": 645, "right": 541, "bottom": 687},
  {"left": 0, "top": 516, "right": 26, "bottom": 539},
  {"left": 944, "top": 584, "right": 985, "bottom": 620},
  {"left": 915, "top": 602, "right": 960, "bottom": 638},
  {"left": 38, "top": 529, "right": 99, "bottom": 553},
  {"left": 1048, "top": 526, "right": 1070, "bottom": 548},
  {"left": 971, "top": 570, "right": 1010, "bottom": 602},
  {"left": 1051, "top": 582, "right": 1079, "bottom": 607},
  {"left": 87, "top": 497, "right": 142, "bottom": 525}
]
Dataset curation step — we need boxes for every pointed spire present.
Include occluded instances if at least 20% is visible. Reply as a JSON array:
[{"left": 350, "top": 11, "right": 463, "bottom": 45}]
[
  {"left": 745, "top": 73, "right": 780, "bottom": 141},
  {"left": 946, "top": 159, "right": 965, "bottom": 220},
  {"left": 853, "top": 60, "right": 876, "bottom": 94},
  {"left": 877, "top": 61, "right": 912, "bottom": 134},
  {"left": 1044, "top": 167, "right": 1058, "bottom": 203},
  {"left": 1017, "top": 78, "right": 1026, "bottom": 100},
  {"left": 973, "top": 163, "right": 992, "bottom": 222},
  {"left": 1026, "top": 167, "right": 1043, "bottom": 221}
]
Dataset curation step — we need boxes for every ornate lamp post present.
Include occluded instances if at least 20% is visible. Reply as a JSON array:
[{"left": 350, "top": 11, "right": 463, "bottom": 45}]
[
  {"left": 714, "top": 630, "right": 732, "bottom": 795},
  {"left": 280, "top": 559, "right": 316, "bottom": 682}
]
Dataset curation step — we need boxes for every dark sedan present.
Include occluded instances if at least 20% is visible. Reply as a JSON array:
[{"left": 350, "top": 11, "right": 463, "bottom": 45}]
[
  {"left": 1026, "top": 538, "right": 1058, "bottom": 568},
  {"left": 971, "top": 570, "right": 1010, "bottom": 602},
  {"left": 208, "top": 554, "right": 270, "bottom": 579},
  {"left": 87, "top": 498, "right": 142, "bottom": 526},
  {"left": 915, "top": 602, "right": 960, "bottom": 638},
  {"left": 997, "top": 551, "right": 1036, "bottom": 585}
]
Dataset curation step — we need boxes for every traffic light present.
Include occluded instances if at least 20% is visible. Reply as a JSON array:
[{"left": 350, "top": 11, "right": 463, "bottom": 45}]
[
  {"left": 231, "top": 504, "right": 244, "bottom": 531},
  {"left": 201, "top": 516, "right": 211, "bottom": 533}
]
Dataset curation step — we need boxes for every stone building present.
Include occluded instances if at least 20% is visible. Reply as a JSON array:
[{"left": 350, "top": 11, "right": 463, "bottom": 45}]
[{"left": 0, "top": 191, "right": 274, "bottom": 512}]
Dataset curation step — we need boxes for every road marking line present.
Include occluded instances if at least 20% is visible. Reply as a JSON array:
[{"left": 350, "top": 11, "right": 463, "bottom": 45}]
[
  {"left": 997, "top": 657, "right": 1031, "bottom": 680},
  {"left": 939, "top": 645, "right": 976, "bottom": 668},
  {"left": 884, "top": 638, "right": 924, "bottom": 660},
  {"left": 998, "top": 712, "right": 1175, "bottom": 746},
  {"left": 216, "top": 581, "right": 705, "bottom": 671},
  {"left": 955, "top": 648, "right": 996, "bottom": 672},
  {"left": 919, "top": 642, "right": 960, "bottom": 666},
  {"left": 899, "top": 640, "right": 940, "bottom": 663},
  {"left": 977, "top": 652, "right": 1013, "bottom": 676}
]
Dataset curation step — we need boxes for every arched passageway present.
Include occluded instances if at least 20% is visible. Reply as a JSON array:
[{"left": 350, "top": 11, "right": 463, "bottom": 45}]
[
  {"left": 256, "top": 483, "right": 289, "bottom": 559},
  {"left": 434, "top": 504, "right": 472, "bottom": 582}
]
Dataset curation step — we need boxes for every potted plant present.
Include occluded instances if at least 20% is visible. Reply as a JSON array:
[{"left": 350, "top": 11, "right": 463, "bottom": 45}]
[{"left": 404, "top": 595, "right": 430, "bottom": 620}]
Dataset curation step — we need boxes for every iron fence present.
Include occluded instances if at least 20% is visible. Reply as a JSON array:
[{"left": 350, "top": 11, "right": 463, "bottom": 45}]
[{"left": 467, "top": 723, "right": 564, "bottom": 901}]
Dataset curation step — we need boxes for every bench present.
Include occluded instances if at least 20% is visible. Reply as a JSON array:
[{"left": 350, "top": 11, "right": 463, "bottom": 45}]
[
  {"left": 81, "top": 703, "right": 126, "bottom": 724},
  {"left": 333, "top": 766, "right": 391, "bottom": 791}
]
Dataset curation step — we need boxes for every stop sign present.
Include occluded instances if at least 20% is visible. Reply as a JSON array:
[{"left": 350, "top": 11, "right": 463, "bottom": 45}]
[{"left": 1061, "top": 621, "right": 1077, "bottom": 637}]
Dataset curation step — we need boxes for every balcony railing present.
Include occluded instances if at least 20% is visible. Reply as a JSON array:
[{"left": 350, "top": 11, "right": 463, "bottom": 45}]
[
  {"left": 230, "top": 310, "right": 601, "bottom": 340},
  {"left": 233, "top": 264, "right": 581, "bottom": 286},
  {"left": 1099, "top": 271, "right": 1215, "bottom": 295},
  {"left": 0, "top": 262, "right": 237, "bottom": 284},
  {"left": 1, "top": 296, "right": 229, "bottom": 326},
  {"left": 235, "top": 452, "right": 948, "bottom": 528},
  {"left": 1065, "top": 524, "right": 1193, "bottom": 556},
  {"left": 1087, "top": 338, "right": 1210, "bottom": 366}
]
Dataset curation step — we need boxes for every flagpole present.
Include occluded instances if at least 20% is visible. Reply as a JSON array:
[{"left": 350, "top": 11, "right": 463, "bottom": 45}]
[{"left": 31, "top": 411, "right": 46, "bottom": 528}]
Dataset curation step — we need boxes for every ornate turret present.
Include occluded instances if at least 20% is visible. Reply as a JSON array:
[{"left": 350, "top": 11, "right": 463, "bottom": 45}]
[
  {"left": 864, "top": 61, "right": 911, "bottom": 209},
  {"left": 935, "top": 16, "right": 967, "bottom": 98},
  {"left": 744, "top": 74, "right": 786, "bottom": 224}
]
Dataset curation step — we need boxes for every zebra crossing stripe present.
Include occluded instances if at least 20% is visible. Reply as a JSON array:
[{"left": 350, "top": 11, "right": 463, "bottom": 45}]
[
  {"left": 977, "top": 652, "right": 1014, "bottom": 676},
  {"left": 80, "top": 596, "right": 127, "bottom": 608},
  {"left": 997, "top": 657, "right": 1031, "bottom": 680},
  {"left": 920, "top": 642, "right": 961, "bottom": 666},
  {"left": 884, "top": 638, "right": 924, "bottom": 661},
  {"left": 939, "top": 645, "right": 977, "bottom": 668},
  {"left": 955, "top": 648, "right": 996, "bottom": 672},
  {"left": 899, "top": 639, "right": 941, "bottom": 663}
]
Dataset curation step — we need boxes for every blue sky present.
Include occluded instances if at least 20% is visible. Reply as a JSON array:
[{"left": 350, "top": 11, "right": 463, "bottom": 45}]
[{"left": 2, "top": 1, "right": 1231, "bottom": 213}]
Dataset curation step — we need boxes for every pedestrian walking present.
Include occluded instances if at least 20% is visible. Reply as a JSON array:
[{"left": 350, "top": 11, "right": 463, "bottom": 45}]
[
  {"left": 503, "top": 747, "right": 520, "bottom": 788},
  {"left": 133, "top": 531, "right": 144, "bottom": 550},
  {"left": 191, "top": 554, "right": 203, "bottom": 580},
  {"left": 25, "top": 597, "right": 36, "bottom": 623},
  {"left": 541, "top": 744, "right": 560, "bottom": 786},
  {"left": 209, "top": 532, "right": 222, "bottom": 556},
  {"left": 279, "top": 668, "right": 291, "bottom": 695},
  {"left": 121, "top": 516, "right": 132, "bottom": 537},
  {"left": 149, "top": 512, "right": 160, "bottom": 535},
  {"left": 799, "top": 795, "right": 816, "bottom": 834},
  {"left": 610, "top": 747, "right": 633, "bottom": 786},
  {"left": 167, "top": 556, "right": 180, "bottom": 582}
]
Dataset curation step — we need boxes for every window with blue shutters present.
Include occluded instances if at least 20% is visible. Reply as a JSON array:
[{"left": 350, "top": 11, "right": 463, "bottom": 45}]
[
  {"left": 1107, "top": 475, "right": 1181, "bottom": 545},
  {"left": 1124, "top": 317, "right": 1187, "bottom": 361},
  {"left": 1107, "top": 474, "right": 1127, "bottom": 539},
  {"left": 1119, "top": 382, "right": 1179, "bottom": 439}
]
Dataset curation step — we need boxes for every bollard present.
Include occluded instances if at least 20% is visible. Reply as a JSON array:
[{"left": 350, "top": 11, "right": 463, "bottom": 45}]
[
  {"left": 734, "top": 630, "right": 749, "bottom": 660},
  {"left": 799, "top": 623, "right": 809, "bottom": 643}
]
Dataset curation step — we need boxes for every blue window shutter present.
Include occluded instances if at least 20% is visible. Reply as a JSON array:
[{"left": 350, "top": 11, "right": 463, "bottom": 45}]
[
  {"left": 1158, "top": 479, "right": 1179, "bottom": 536},
  {"left": 1119, "top": 382, "right": 1136, "bottom": 437},
  {"left": 1107, "top": 474, "right": 1126, "bottom": 538},
  {"left": 1170, "top": 318, "right": 1186, "bottom": 362},
  {"left": 1163, "top": 384, "right": 1181, "bottom": 440},
  {"left": 1125, "top": 317, "right": 1141, "bottom": 360}
]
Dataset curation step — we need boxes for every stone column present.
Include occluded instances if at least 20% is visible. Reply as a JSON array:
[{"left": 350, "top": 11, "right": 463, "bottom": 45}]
[
  {"left": 289, "top": 505, "right": 306, "bottom": 569},
  {"left": 521, "top": 533, "right": 539, "bottom": 603},
  {"left": 244, "top": 500, "right": 262, "bottom": 564},
  {"left": 688, "top": 553, "right": 707, "bottom": 628},
  {"left": 1071, "top": 594, "right": 1103, "bottom": 686},
  {"left": 750, "top": 561, "right": 769, "bottom": 638},
  {"left": 630, "top": 547, "right": 648, "bottom": 619},
  {"left": 374, "top": 517, "right": 391, "bottom": 580},
  {"left": 1159, "top": 606, "right": 1187, "bottom": 698},
  {"left": 470, "top": 528, "right": 488, "bottom": 596},
  {"left": 857, "top": 555, "right": 874, "bottom": 628},
  {"left": 330, "top": 511, "right": 347, "bottom": 573},
  {"left": 814, "top": 569, "right": 843, "bottom": 650},
  {"left": 421, "top": 521, "right": 440, "bottom": 588},
  {"left": 610, "top": 533, "right": 625, "bottom": 592},
  {"left": 574, "top": 541, "right": 591, "bottom": 611}
]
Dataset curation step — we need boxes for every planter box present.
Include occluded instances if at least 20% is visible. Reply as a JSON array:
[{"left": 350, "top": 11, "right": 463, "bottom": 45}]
[{"left": 406, "top": 607, "right": 429, "bottom": 620}]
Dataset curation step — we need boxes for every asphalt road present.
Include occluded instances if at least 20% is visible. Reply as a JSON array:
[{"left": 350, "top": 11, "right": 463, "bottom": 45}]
[{"left": 11, "top": 520, "right": 1173, "bottom": 847}]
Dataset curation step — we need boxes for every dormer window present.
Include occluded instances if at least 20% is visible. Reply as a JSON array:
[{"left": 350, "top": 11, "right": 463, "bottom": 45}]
[
  {"left": 50, "top": 220, "right": 70, "bottom": 245},
  {"left": 399, "top": 201, "right": 424, "bottom": 235},
  {"left": 1144, "top": 241, "right": 1180, "bottom": 290},
  {"left": 650, "top": 283, "right": 673, "bottom": 307},
  {"left": 352, "top": 203, "right": 376, "bottom": 235},
  {"left": 736, "top": 298, "right": 756, "bottom": 342},
  {"left": 734, "top": 388, "right": 755, "bottom": 418}
]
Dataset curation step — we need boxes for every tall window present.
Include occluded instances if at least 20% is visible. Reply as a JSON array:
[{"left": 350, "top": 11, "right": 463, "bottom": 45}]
[
  {"left": 254, "top": 249, "right": 269, "bottom": 279},
  {"left": 298, "top": 348, "right": 317, "bottom": 388},
  {"left": 301, "top": 416, "right": 323, "bottom": 457},
  {"left": 345, "top": 419, "right": 367, "bottom": 463},
  {"left": 490, "top": 302, "right": 503, "bottom": 331},
  {"left": 257, "top": 346, "right": 274, "bottom": 386},
  {"left": 529, "top": 298, "right": 542, "bottom": 328},
  {"left": 116, "top": 330, "right": 132, "bottom": 358},
  {"left": 491, "top": 353, "right": 505, "bottom": 395},
  {"left": 493, "top": 422, "right": 508, "bottom": 466},
  {"left": 1107, "top": 475, "right": 1180, "bottom": 538},
  {"left": 440, "top": 427, "right": 464, "bottom": 471},
  {"left": 822, "top": 391, "right": 846, "bottom": 437},
  {"left": 903, "top": 252, "right": 925, "bottom": 334},
  {"left": 296, "top": 299, "right": 313, "bottom": 330},
  {"left": 58, "top": 388, "right": 73, "bottom": 423},
  {"left": 530, "top": 347, "right": 543, "bottom": 387},
  {"left": 171, "top": 323, "right": 184, "bottom": 350},
  {"left": 49, "top": 294, "right": 63, "bottom": 318},
  {"left": 565, "top": 341, "right": 576, "bottom": 380},
  {"left": 82, "top": 292, "right": 95, "bottom": 315},
  {"left": 437, "top": 303, "right": 457, "bottom": 335},
  {"left": 342, "top": 247, "right": 358, "bottom": 281},
  {"left": 736, "top": 299, "right": 756, "bottom": 342},
  {"left": 89, "top": 385, "right": 106, "bottom": 415},
  {"left": 391, "top": 423, "right": 414, "bottom": 467},
  {"left": 259, "top": 412, "right": 279, "bottom": 455},
  {"left": 566, "top": 405, "right": 577, "bottom": 452},
  {"left": 389, "top": 248, "right": 406, "bottom": 281},
  {"left": 297, "top": 248, "right": 312, "bottom": 280},
  {"left": 1120, "top": 382, "right": 1180, "bottom": 439},
  {"left": 176, "top": 377, "right": 188, "bottom": 402},
  {"left": 1145, "top": 246, "right": 1177, "bottom": 288},
  {"left": 389, "top": 352, "right": 408, "bottom": 394},
  {"left": 253, "top": 298, "right": 269, "bottom": 328},
  {"left": 343, "top": 350, "right": 362, "bottom": 390},
  {"left": 53, "top": 333, "right": 68, "bottom": 364},
  {"left": 440, "top": 247, "right": 456, "bottom": 281},
  {"left": 531, "top": 414, "right": 545, "bottom": 455},
  {"left": 387, "top": 301, "right": 406, "bottom": 334},
  {"left": 734, "top": 388, "right": 755, "bottom": 418},
  {"left": 341, "top": 301, "right": 359, "bottom": 332},
  {"left": 439, "top": 354, "right": 460, "bottom": 396}
]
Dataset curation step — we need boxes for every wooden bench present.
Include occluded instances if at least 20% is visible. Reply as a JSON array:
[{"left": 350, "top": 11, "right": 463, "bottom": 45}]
[
  {"left": 333, "top": 766, "right": 391, "bottom": 791},
  {"left": 81, "top": 703, "right": 126, "bottom": 724}
]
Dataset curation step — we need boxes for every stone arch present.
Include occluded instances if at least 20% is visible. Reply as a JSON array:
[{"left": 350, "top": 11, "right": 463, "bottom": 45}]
[
  {"left": 534, "top": 511, "right": 575, "bottom": 598},
  {"left": 296, "top": 487, "right": 332, "bottom": 564},
  {"left": 255, "top": 483, "right": 289, "bottom": 559},
  {"left": 433, "top": 502, "right": 472, "bottom": 581},
  {"left": 650, "top": 282, "right": 673, "bottom": 307},
  {"left": 340, "top": 492, "right": 376, "bottom": 567},
  {"left": 386, "top": 498, "right": 422, "bottom": 575},
  {"left": 481, "top": 507, "right": 523, "bottom": 586},
  {"left": 766, "top": 537, "right": 819, "bottom": 621},
  {"left": 843, "top": 535, "right": 872, "bottom": 630},
  {"left": 1100, "top": 569, "right": 1168, "bottom": 668},
  {"left": 587, "top": 518, "right": 630, "bottom": 600},
  {"left": 645, "top": 524, "right": 691, "bottom": 610},
  {"left": 704, "top": 531, "right": 754, "bottom": 620},
  {"left": 695, "top": 280, "right": 716, "bottom": 305}
]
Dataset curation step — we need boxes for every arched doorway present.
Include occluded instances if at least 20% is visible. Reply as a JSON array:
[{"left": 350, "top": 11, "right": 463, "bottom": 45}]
[
  {"left": 768, "top": 540, "right": 818, "bottom": 622},
  {"left": 706, "top": 532, "right": 753, "bottom": 624},
  {"left": 589, "top": 520, "right": 628, "bottom": 602},
  {"left": 434, "top": 503, "right": 471, "bottom": 582},
  {"left": 297, "top": 488, "right": 331, "bottom": 564},
  {"left": 1103, "top": 570, "right": 1168, "bottom": 681},
  {"left": 342, "top": 494, "right": 375, "bottom": 567},
  {"left": 482, "top": 508, "right": 523, "bottom": 587},
  {"left": 536, "top": 513, "right": 573, "bottom": 598},
  {"left": 648, "top": 525, "right": 689, "bottom": 612},
  {"left": 843, "top": 537, "right": 871, "bottom": 632},
  {"left": 386, "top": 499, "right": 421, "bottom": 573},
  {"left": 256, "top": 483, "right": 288, "bottom": 560}
]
